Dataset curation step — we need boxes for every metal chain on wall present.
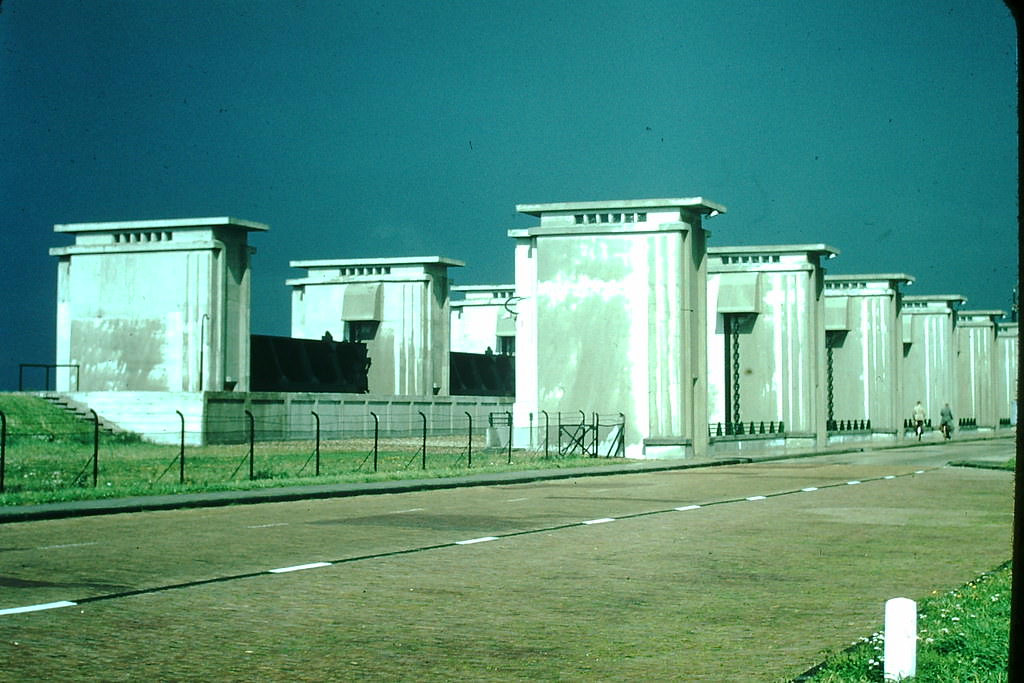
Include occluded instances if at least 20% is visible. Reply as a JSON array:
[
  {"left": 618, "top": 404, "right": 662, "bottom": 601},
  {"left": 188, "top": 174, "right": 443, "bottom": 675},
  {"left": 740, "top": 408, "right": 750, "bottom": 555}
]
[
  {"left": 730, "top": 315, "right": 741, "bottom": 425},
  {"left": 826, "top": 337, "right": 835, "bottom": 426}
]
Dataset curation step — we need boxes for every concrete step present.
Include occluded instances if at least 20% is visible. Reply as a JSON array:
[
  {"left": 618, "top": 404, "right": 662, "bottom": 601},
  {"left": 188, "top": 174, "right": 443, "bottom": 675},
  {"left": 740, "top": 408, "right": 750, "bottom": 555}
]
[{"left": 38, "top": 393, "right": 127, "bottom": 435}]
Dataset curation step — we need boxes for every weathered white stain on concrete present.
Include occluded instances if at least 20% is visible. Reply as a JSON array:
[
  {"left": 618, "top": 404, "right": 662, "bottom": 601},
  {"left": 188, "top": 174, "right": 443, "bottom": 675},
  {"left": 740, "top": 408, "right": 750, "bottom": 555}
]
[
  {"left": 511, "top": 198, "right": 724, "bottom": 458},
  {"left": 900, "top": 295, "right": 965, "bottom": 426},
  {"left": 823, "top": 274, "right": 913, "bottom": 433},
  {"left": 51, "top": 217, "right": 266, "bottom": 392},
  {"left": 955, "top": 310, "right": 1004, "bottom": 427}
]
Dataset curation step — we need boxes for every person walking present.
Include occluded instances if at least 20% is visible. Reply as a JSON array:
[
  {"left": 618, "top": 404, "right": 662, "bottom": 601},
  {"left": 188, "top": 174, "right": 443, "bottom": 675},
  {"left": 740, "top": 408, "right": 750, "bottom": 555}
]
[
  {"left": 939, "top": 403, "right": 954, "bottom": 440},
  {"left": 912, "top": 401, "right": 927, "bottom": 440}
]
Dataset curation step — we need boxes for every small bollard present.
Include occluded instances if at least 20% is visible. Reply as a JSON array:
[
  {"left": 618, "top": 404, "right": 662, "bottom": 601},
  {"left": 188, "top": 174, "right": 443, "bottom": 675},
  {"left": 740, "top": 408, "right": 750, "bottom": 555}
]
[{"left": 884, "top": 597, "right": 917, "bottom": 681}]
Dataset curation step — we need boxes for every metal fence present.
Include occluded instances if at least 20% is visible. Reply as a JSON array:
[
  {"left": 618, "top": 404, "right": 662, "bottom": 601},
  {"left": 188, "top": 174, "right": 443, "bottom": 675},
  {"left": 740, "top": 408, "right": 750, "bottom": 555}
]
[{"left": 0, "top": 408, "right": 625, "bottom": 496}]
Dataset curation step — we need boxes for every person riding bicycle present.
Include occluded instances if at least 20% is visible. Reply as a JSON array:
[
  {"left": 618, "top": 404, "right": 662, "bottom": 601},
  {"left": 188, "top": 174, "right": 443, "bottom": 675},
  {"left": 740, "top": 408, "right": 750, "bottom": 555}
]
[
  {"left": 912, "top": 401, "right": 927, "bottom": 440},
  {"left": 939, "top": 403, "right": 954, "bottom": 440}
]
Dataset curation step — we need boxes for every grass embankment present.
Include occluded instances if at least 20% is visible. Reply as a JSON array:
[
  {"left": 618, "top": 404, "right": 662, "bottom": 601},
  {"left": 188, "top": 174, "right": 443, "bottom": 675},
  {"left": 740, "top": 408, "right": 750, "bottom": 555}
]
[
  {"left": 0, "top": 394, "right": 621, "bottom": 506},
  {"left": 802, "top": 563, "right": 1012, "bottom": 682}
]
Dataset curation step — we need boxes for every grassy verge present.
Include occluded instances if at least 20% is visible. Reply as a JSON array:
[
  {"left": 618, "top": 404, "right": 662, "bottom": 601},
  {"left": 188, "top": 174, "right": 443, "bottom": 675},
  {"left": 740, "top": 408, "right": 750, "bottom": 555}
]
[
  {"left": 0, "top": 394, "right": 625, "bottom": 506},
  {"left": 800, "top": 563, "right": 1012, "bottom": 682}
]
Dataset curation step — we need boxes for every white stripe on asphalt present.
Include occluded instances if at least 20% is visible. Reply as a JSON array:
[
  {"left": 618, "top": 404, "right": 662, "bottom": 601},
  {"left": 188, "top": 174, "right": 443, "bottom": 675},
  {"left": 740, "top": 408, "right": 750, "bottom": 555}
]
[
  {"left": 801, "top": 487, "right": 818, "bottom": 492},
  {"left": 582, "top": 518, "right": 616, "bottom": 525},
  {"left": 847, "top": 481, "right": 862, "bottom": 485},
  {"left": 746, "top": 496, "right": 767, "bottom": 501},
  {"left": 0, "top": 601, "right": 77, "bottom": 616},
  {"left": 674, "top": 505, "right": 701, "bottom": 511},
  {"left": 268, "top": 562, "right": 332, "bottom": 574},
  {"left": 456, "top": 537, "right": 499, "bottom": 545},
  {"left": 247, "top": 523, "right": 289, "bottom": 529}
]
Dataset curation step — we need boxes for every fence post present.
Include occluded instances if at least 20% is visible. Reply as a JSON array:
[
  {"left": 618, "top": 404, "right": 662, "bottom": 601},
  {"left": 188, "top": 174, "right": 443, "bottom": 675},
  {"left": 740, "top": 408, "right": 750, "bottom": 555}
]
[
  {"left": 506, "top": 411, "right": 512, "bottom": 465},
  {"left": 541, "top": 410, "right": 549, "bottom": 458},
  {"left": 369, "top": 411, "right": 380, "bottom": 472},
  {"left": 465, "top": 411, "right": 473, "bottom": 468},
  {"left": 90, "top": 409, "right": 99, "bottom": 487},
  {"left": 311, "top": 410, "right": 320, "bottom": 476},
  {"left": 175, "top": 410, "right": 185, "bottom": 484},
  {"left": 245, "top": 409, "right": 254, "bottom": 480},
  {"left": 618, "top": 412, "right": 625, "bottom": 457},
  {"left": 592, "top": 412, "right": 599, "bottom": 457},
  {"left": 419, "top": 411, "right": 427, "bottom": 470},
  {"left": 1, "top": 410, "right": 6, "bottom": 493}
]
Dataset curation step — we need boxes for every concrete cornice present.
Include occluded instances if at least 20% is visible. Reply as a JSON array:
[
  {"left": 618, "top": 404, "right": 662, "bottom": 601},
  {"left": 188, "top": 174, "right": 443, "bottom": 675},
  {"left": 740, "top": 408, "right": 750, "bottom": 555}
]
[
  {"left": 708, "top": 243, "right": 839, "bottom": 257},
  {"left": 516, "top": 197, "right": 726, "bottom": 216},
  {"left": 290, "top": 256, "right": 465, "bottom": 269},
  {"left": 54, "top": 217, "right": 269, "bottom": 233}
]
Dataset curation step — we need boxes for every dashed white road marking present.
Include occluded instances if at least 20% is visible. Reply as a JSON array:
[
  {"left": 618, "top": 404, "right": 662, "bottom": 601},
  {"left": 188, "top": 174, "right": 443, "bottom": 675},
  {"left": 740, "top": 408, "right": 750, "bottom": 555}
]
[
  {"left": 746, "top": 496, "right": 767, "bottom": 501},
  {"left": 35, "top": 542, "right": 99, "bottom": 551},
  {"left": 268, "top": 562, "right": 332, "bottom": 574},
  {"left": 456, "top": 536, "right": 498, "bottom": 545},
  {"left": 0, "top": 601, "right": 77, "bottom": 616},
  {"left": 801, "top": 487, "right": 819, "bottom": 492},
  {"left": 504, "top": 497, "right": 529, "bottom": 503},
  {"left": 582, "top": 517, "right": 615, "bottom": 525},
  {"left": 883, "top": 475, "right": 897, "bottom": 480},
  {"left": 390, "top": 508, "right": 425, "bottom": 514},
  {"left": 674, "top": 505, "right": 701, "bottom": 511},
  {"left": 846, "top": 480, "right": 862, "bottom": 485},
  {"left": 247, "top": 523, "right": 289, "bottom": 529}
]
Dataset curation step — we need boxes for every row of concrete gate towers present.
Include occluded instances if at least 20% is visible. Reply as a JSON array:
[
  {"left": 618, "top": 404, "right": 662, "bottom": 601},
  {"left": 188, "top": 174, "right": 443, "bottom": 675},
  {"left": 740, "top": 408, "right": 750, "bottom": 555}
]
[{"left": 50, "top": 198, "right": 1017, "bottom": 457}]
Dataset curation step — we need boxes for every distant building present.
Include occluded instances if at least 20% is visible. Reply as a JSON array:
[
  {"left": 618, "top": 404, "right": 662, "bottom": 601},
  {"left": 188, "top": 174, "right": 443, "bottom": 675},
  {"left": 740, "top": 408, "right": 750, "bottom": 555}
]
[
  {"left": 900, "top": 294, "right": 965, "bottom": 428},
  {"left": 707, "top": 244, "right": 838, "bottom": 447},
  {"left": 287, "top": 257, "right": 464, "bottom": 397},
  {"left": 994, "top": 322, "right": 1019, "bottom": 425},
  {"left": 510, "top": 197, "right": 725, "bottom": 458},
  {"left": 824, "top": 274, "right": 914, "bottom": 435},
  {"left": 955, "top": 310, "right": 1005, "bottom": 428},
  {"left": 450, "top": 285, "right": 517, "bottom": 356},
  {"left": 50, "top": 217, "right": 267, "bottom": 392}
]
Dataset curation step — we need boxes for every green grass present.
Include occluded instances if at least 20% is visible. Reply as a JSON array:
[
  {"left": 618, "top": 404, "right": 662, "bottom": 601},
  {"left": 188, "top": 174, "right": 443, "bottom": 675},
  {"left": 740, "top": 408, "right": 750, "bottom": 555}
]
[
  {"left": 0, "top": 394, "right": 623, "bottom": 506},
  {"left": 801, "top": 563, "right": 1012, "bottom": 682}
]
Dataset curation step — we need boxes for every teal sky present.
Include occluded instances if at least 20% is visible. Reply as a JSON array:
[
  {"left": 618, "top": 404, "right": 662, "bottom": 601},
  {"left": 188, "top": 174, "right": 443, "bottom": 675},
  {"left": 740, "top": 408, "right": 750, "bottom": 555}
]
[{"left": 0, "top": 0, "right": 1017, "bottom": 389}]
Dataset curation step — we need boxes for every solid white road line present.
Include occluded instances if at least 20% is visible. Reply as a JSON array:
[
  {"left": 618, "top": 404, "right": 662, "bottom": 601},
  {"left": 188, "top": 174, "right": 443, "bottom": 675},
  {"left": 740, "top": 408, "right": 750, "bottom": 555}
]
[
  {"left": 0, "top": 601, "right": 77, "bottom": 616},
  {"left": 268, "top": 562, "right": 332, "bottom": 574},
  {"left": 456, "top": 537, "right": 499, "bottom": 545}
]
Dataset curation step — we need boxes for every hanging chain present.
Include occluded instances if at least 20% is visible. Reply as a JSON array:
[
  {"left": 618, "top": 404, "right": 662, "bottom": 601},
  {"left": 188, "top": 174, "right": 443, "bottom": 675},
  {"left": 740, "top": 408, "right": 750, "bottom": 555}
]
[
  {"left": 731, "top": 316, "right": 741, "bottom": 425},
  {"left": 826, "top": 336, "right": 835, "bottom": 426}
]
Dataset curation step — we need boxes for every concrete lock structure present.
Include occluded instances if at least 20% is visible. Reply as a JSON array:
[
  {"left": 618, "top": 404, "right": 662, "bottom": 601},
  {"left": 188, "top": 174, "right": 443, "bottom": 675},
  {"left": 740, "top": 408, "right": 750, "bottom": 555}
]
[
  {"left": 995, "top": 322, "right": 1018, "bottom": 425},
  {"left": 900, "top": 295, "right": 965, "bottom": 430},
  {"left": 288, "top": 257, "right": 464, "bottom": 397},
  {"left": 509, "top": 198, "right": 725, "bottom": 459},
  {"left": 823, "top": 274, "right": 914, "bottom": 439},
  {"left": 955, "top": 310, "right": 1005, "bottom": 429},
  {"left": 50, "top": 217, "right": 267, "bottom": 393},
  {"left": 450, "top": 285, "right": 517, "bottom": 356},
  {"left": 706, "top": 244, "right": 838, "bottom": 451}
]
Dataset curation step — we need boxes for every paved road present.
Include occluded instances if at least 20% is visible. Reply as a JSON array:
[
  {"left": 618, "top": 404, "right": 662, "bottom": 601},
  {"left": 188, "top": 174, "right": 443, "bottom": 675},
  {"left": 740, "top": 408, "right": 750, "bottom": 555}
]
[{"left": 0, "top": 435, "right": 1014, "bottom": 681}]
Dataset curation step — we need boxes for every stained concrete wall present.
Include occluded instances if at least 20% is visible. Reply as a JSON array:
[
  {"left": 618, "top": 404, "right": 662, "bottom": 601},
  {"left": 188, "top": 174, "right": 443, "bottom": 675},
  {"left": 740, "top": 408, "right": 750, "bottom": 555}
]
[
  {"left": 50, "top": 217, "right": 266, "bottom": 393},
  {"left": 288, "top": 257, "right": 463, "bottom": 397},
  {"left": 511, "top": 198, "right": 724, "bottom": 458},
  {"left": 995, "top": 323, "right": 1018, "bottom": 423},
  {"left": 823, "top": 274, "right": 913, "bottom": 434},
  {"left": 707, "top": 245, "right": 836, "bottom": 445},
  {"left": 900, "top": 295, "right": 964, "bottom": 426},
  {"left": 450, "top": 285, "right": 516, "bottom": 355},
  {"left": 955, "top": 310, "right": 1004, "bottom": 428}
]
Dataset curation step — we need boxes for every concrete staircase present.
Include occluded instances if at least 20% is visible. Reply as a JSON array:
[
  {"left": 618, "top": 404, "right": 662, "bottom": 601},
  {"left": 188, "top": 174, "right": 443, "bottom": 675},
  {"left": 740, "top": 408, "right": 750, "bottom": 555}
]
[{"left": 37, "top": 393, "right": 128, "bottom": 436}]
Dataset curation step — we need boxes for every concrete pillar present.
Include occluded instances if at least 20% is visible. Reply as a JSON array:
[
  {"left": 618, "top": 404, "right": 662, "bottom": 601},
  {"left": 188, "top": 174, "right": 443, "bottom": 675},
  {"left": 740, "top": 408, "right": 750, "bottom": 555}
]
[
  {"left": 955, "top": 310, "right": 1005, "bottom": 428},
  {"left": 995, "top": 323, "right": 1018, "bottom": 424},
  {"left": 900, "top": 295, "right": 965, "bottom": 429},
  {"left": 510, "top": 197, "right": 725, "bottom": 458},
  {"left": 287, "top": 257, "right": 464, "bottom": 397},
  {"left": 823, "top": 274, "right": 914, "bottom": 434},
  {"left": 707, "top": 244, "right": 838, "bottom": 447},
  {"left": 50, "top": 217, "right": 267, "bottom": 392}
]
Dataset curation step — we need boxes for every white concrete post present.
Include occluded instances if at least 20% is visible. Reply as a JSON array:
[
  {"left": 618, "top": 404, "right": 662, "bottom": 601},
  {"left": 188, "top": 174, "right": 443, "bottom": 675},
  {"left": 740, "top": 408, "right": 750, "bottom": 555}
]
[{"left": 883, "top": 597, "right": 917, "bottom": 681}]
